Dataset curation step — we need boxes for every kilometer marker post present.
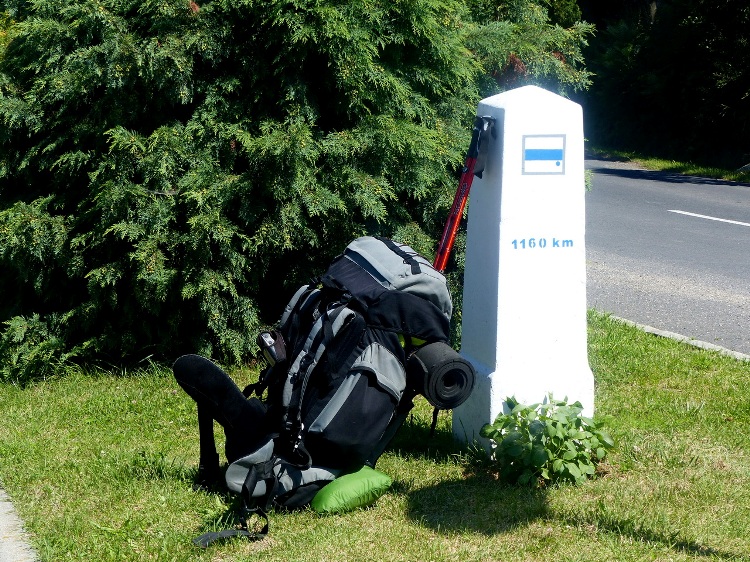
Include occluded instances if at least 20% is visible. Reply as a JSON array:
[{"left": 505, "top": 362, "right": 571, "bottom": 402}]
[{"left": 452, "top": 85, "right": 594, "bottom": 445}]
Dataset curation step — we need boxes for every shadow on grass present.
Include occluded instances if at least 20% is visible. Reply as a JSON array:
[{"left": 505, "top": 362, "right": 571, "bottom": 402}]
[
  {"left": 391, "top": 418, "right": 743, "bottom": 558},
  {"left": 385, "top": 411, "right": 470, "bottom": 463},
  {"left": 403, "top": 472, "right": 548, "bottom": 535},
  {"left": 388, "top": 416, "right": 551, "bottom": 534},
  {"left": 405, "top": 475, "right": 743, "bottom": 559}
]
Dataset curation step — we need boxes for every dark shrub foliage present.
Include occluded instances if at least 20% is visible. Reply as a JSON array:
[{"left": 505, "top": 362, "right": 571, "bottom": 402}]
[
  {"left": 0, "top": 0, "right": 591, "bottom": 383},
  {"left": 580, "top": 1, "right": 750, "bottom": 166}
]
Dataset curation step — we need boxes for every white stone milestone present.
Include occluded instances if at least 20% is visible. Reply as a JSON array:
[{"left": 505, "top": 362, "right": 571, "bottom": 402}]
[{"left": 452, "top": 85, "right": 594, "bottom": 445}]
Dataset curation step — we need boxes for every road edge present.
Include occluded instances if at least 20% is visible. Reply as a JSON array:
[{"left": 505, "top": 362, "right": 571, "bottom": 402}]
[
  {"left": 610, "top": 315, "right": 750, "bottom": 361},
  {"left": 0, "top": 486, "right": 39, "bottom": 562}
]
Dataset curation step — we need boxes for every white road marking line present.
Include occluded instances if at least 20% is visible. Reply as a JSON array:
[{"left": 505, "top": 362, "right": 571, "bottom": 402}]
[{"left": 668, "top": 209, "right": 750, "bottom": 227}]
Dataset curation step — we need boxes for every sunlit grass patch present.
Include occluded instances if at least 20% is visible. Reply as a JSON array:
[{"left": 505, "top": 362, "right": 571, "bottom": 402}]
[{"left": 1, "top": 312, "right": 750, "bottom": 560}]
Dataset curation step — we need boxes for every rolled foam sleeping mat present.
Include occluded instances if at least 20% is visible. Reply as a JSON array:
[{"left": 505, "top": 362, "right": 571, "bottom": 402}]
[{"left": 407, "top": 342, "right": 475, "bottom": 409}]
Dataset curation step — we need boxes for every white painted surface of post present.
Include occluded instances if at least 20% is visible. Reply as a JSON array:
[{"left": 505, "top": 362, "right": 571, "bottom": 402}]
[{"left": 452, "top": 85, "right": 594, "bottom": 445}]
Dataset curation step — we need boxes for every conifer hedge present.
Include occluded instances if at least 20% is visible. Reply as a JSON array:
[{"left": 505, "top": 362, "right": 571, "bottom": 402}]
[{"left": 0, "top": 0, "right": 591, "bottom": 382}]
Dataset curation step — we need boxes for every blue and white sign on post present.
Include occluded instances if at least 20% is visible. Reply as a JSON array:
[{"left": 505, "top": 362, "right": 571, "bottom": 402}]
[
  {"left": 453, "top": 85, "right": 594, "bottom": 446},
  {"left": 523, "top": 135, "right": 566, "bottom": 174}
]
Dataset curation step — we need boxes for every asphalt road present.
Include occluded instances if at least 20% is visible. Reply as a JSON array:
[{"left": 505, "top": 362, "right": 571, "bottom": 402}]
[{"left": 585, "top": 157, "right": 750, "bottom": 356}]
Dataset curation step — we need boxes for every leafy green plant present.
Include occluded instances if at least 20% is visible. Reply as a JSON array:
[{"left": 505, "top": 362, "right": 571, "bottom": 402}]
[
  {"left": 0, "top": 313, "right": 79, "bottom": 384},
  {"left": 480, "top": 395, "right": 614, "bottom": 486}
]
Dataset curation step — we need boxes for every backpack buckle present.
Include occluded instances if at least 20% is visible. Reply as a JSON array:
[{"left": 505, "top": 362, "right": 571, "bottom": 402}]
[
  {"left": 292, "top": 422, "right": 304, "bottom": 450},
  {"left": 282, "top": 420, "right": 304, "bottom": 446}
]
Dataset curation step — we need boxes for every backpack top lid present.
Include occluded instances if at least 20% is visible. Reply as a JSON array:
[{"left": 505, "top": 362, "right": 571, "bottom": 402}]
[
  {"left": 319, "top": 237, "right": 453, "bottom": 342},
  {"left": 342, "top": 237, "right": 453, "bottom": 321}
]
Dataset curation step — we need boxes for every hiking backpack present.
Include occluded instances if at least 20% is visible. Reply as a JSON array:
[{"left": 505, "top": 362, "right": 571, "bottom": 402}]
[{"left": 193, "top": 236, "right": 475, "bottom": 546}]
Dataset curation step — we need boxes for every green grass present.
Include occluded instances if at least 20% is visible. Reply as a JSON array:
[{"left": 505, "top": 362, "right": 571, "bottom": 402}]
[
  {"left": 2, "top": 311, "right": 750, "bottom": 560},
  {"left": 589, "top": 147, "right": 750, "bottom": 184}
]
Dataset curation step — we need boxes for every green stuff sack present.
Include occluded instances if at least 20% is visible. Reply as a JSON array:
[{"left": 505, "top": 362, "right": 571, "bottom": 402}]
[{"left": 311, "top": 466, "right": 392, "bottom": 514}]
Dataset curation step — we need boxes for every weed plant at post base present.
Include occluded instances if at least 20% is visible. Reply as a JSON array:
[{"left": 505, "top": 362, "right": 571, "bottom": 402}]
[{"left": 480, "top": 395, "right": 614, "bottom": 486}]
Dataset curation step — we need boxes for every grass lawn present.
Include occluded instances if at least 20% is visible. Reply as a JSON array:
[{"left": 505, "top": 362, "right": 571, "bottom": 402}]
[{"left": 1, "top": 311, "right": 750, "bottom": 561}]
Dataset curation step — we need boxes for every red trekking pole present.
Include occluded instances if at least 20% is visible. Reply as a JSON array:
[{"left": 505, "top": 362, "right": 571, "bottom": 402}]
[{"left": 433, "top": 116, "right": 495, "bottom": 272}]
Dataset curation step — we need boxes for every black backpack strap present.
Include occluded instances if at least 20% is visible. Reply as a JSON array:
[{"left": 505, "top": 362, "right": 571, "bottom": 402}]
[
  {"left": 430, "top": 406, "right": 440, "bottom": 438},
  {"left": 375, "top": 236, "right": 421, "bottom": 274},
  {"left": 279, "top": 312, "right": 329, "bottom": 464},
  {"left": 280, "top": 284, "right": 323, "bottom": 351},
  {"left": 193, "top": 460, "right": 276, "bottom": 547},
  {"left": 192, "top": 519, "right": 268, "bottom": 548}
]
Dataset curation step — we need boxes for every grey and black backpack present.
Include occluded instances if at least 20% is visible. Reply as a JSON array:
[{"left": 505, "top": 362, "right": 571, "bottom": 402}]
[{"left": 193, "top": 236, "right": 475, "bottom": 546}]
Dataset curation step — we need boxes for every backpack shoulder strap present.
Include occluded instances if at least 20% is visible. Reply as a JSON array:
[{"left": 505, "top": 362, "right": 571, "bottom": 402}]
[
  {"left": 193, "top": 459, "right": 276, "bottom": 547},
  {"left": 243, "top": 284, "right": 322, "bottom": 399},
  {"left": 277, "top": 303, "right": 365, "bottom": 464}
]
